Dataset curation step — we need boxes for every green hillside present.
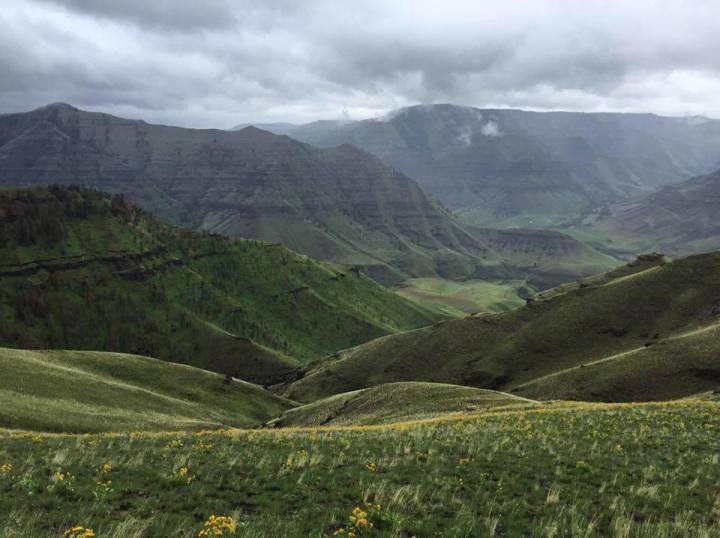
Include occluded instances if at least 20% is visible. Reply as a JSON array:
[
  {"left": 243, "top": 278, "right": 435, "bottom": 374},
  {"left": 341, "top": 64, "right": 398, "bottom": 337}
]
[
  {"left": 0, "top": 347, "right": 294, "bottom": 433},
  {"left": 514, "top": 321, "right": 720, "bottom": 401},
  {"left": 0, "top": 186, "right": 440, "bottom": 384},
  {"left": 269, "top": 382, "right": 536, "bottom": 427},
  {"left": 286, "top": 252, "right": 720, "bottom": 402},
  {"left": 1, "top": 401, "right": 717, "bottom": 536}
]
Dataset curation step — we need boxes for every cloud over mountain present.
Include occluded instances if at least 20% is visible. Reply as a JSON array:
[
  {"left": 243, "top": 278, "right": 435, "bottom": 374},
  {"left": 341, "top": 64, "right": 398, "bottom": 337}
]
[{"left": 2, "top": 0, "right": 720, "bottom": 126}]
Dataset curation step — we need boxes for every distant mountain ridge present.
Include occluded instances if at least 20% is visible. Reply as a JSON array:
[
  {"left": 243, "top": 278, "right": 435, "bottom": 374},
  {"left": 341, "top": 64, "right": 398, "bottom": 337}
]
[
  {"left": 242, "top": 104, "right": 720, "bottom": 228},
  {"left": 0, "top": 103, "right": 496, "bottom": 284},
  {"left": 0, "top": 103, "right": 619, "bottom": 290}
]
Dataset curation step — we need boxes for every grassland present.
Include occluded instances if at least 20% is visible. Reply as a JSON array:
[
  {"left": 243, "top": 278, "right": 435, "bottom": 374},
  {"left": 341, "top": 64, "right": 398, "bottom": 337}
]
[
  {"left": 395, "top": 278, "right": 526, "bottom": 316},
  {"left": 0, "top": 401, "right": 718, "bottom": 537},
  {"left": 270, "top": 382, "right": 535, "bottom": 427},
  {"left": 286, "top": 251, "right": 720, "bottom": 402},
  {"left": 0, "top": 348, "right": 294, "bottom": 433}
]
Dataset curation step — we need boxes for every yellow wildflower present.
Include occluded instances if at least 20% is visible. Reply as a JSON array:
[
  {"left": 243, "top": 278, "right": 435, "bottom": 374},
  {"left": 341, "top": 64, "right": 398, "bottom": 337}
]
[
  {"left": 178, "top": 466, "right": 195, "bottom": 484},
  {"left": 63, "top": 525, "right": 95, "bottom": 538},
  {"left": 349, "top": 506, "right": 372, "bottom": 528},
  {"left": 197, "top": 515, "right": 237, "bottom": 537}
]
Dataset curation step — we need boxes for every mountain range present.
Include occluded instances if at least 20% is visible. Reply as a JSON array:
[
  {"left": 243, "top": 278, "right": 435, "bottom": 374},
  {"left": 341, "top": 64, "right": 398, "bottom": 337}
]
[
  {"left": 241, "top": 104, "right": 720, "bottom": 229},
  {"left": 0, "top": 103, "right": 492, "bottom": 284},
  {"left": 0, "top": 103, "right": 620, "bottom": 295}
]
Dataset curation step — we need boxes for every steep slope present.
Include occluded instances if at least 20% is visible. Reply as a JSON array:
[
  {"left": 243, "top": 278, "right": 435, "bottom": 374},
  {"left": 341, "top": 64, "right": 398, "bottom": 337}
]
[
  {"left": 0, "top": 186, "right": 440, "bottom": 384},
  {"left": 0, "top": 103, "right": 509, "bottom": 284},
  {"left": 269, "top": 382, "right": 535, "bottom": 427},
  {"left": 0, "top": 347, "right": 294, "bottom": 433},
  {"left": 286, "top": 252, "right": 720, "bottom": 402},
  {"left": 251, "top": 105, "right": 720, "bottom": 228},
  {"left": 594, "top": 167, "right": 720, "bottom": 256}
]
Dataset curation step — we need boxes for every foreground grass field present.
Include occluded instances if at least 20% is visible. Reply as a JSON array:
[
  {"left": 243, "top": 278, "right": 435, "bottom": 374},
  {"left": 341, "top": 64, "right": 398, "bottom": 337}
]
[{"left": 1, "top": 401, "right": 718, "bottom": 537}]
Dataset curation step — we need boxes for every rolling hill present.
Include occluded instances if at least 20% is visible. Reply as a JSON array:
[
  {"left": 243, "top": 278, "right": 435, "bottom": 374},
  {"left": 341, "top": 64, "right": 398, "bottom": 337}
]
[
  {"left": 268, "top": 382, "right": 535, "bottom": 427},
  {"left": 0, "top": 347, "right": 295, "bottom": 433},
  {"left": 285, "top": 252, "right": 720, "bottom": 402},
  {"left": 246, "top": 104, "right": 720, "bottom": 228},
  {"left": 0, "top": 186, "right": 439, "bottom": 384}
]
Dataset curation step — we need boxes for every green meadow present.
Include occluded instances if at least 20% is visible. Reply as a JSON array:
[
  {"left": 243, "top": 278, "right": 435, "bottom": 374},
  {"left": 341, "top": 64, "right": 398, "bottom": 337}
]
[
  {"left": 1, "top": 401, "right": 718, "bottom": 537},
  {"left": 395, "top": 278, "right": 526, "bottom": 316}
]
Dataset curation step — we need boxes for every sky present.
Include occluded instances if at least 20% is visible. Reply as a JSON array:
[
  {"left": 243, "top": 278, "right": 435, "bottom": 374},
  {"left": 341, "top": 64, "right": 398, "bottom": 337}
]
[{"left": 2, "top": 0, "right": 720, "bottom": 128}]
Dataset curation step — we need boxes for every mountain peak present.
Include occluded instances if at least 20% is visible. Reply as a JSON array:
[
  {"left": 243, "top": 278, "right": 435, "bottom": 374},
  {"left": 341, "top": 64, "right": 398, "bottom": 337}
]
[
  {"left": 234, "top": 125, "right": 277, "bottom": 136},
  {"left": 376, "top": 103, "right": 480, "bottom": 122},
  {"left": 37, "top": 102, "right": 77, "bottom": 112}
]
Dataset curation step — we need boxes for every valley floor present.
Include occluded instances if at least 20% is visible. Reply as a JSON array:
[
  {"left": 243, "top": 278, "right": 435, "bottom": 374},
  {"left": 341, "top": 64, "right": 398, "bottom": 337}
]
[
  {"left": 1, "top": 401, "right": 718, "bottom": 537},
  {"left": 395, "top": 277, "right": 526, "bottom": 316}
]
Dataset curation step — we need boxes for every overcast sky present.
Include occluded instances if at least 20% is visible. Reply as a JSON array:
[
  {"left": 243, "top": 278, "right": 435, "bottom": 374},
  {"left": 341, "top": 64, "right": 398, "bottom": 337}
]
[{"left": 2, "top": 0, "right": 720, "bottom": 127}]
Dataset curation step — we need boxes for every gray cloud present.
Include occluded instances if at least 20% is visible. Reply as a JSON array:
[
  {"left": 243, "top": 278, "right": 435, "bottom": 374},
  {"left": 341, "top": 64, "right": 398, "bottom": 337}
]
[
  {"left": 2, "top": 0, "right": 720, "bottom": 127},
  {"left": 35, "top": 0, "right": 239, "bottom": 31}
]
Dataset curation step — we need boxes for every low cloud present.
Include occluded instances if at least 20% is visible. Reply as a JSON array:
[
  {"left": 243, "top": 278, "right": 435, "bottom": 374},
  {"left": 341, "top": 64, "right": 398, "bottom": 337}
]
[
  {"left": 480, "top": 120, "right": 502, "bottom": 137},
  {"left": 1, "top": 0, "right": 720, "bottom": 127}
]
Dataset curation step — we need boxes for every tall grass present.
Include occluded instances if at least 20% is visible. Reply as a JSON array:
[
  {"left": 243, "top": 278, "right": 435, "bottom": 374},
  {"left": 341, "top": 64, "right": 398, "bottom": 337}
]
[{"left": 0, "top": 401, "right": 718, "bottom": 536}]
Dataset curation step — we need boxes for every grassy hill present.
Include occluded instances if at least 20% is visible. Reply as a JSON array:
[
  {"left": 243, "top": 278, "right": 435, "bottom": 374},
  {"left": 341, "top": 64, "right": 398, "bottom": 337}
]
[
  {"left": 0, "top": 347, "right": 294, "bottom": 433},
  {"left": 286, "top": 251, "right": 720, "bottom": 402},
  {"left": 1, "top": 400, "right": 717, "bottom": 536},
  {"left": 513, "top": 320, "right": 720, "bottom": 401},
  {"left": 0, "top": 186, "right": 440, "bottom": 384},
  {"left": 269, "top": 382, "right": 535, "bottom": 427}
]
